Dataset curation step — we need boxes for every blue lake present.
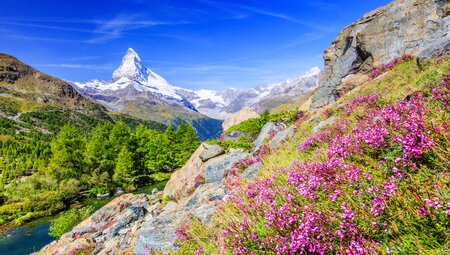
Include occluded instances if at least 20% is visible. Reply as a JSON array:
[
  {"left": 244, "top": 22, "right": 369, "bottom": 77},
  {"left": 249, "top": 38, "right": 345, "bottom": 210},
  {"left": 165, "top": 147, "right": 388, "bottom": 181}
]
[{"left": 0, "top": 220, "right": 54, "bottom": 255}]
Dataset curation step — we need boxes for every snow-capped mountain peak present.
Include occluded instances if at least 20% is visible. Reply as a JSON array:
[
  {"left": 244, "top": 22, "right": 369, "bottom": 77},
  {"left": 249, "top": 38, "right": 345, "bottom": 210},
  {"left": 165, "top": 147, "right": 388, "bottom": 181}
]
[
  {"left": 73, "top": 48, "right": 320, "bottom": 120},
  {"left": 75, "top": 48, "right": 183, "bottom": 100},
  {"left": 112, "top": 48, "right": 146, "bottom": 81}
]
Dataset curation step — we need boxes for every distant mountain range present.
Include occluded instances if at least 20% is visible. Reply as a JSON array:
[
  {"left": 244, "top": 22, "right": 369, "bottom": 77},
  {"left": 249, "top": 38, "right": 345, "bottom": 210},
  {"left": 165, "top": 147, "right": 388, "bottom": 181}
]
[{"left": 73, "top": 48, "right": 320, "bottom": 120}]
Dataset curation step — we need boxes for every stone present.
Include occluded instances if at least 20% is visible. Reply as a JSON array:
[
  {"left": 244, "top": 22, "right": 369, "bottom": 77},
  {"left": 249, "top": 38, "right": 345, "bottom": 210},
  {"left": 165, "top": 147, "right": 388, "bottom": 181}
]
[
  {"left": 163, "top": 201, "right": 178, "bottom": 212},
  {"left": 311, "top": 0, "right": 450, "bottom": 109},
  {"left": 221, "top": 130, "right": 249, "bottom": 142},
  {"left": 163, "top": 144, "right": 205, "bottom": 200},
  {"left": 253, "top": 122, "right": 284, "bottom": 151},
  {"left": 222, "top": 107, "right": 260, "bottom": 131},
  {"left": 204, "top": 151, "right": 249, "bottom": 183},
  {"left": 115, "top": 187, "right": 124, "bottom": 196},
  {"left": 240, "top": 162, "right": 264, "bottom": 181},
  {"left": 312, "top": 116, "right": 336, "bottom": 133},
  {"left": 151, "top": 188, "right": 158, "bottom": 195},
  {"left": 96, "top": 192, "right": 111, "bottom": 198},
  {"left": 199, "top": 143, "right": 225, "bottom": 162},
  {"left": 268, "top": 127, "right": 296, "bottom": 149},
  {"left": 36, "top": 193, "right": 149, "bottom": 255}
]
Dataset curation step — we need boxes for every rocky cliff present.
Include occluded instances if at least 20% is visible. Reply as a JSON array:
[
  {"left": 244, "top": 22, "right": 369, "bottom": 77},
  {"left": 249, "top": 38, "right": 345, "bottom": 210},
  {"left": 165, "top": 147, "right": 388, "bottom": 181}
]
[{"left": 311, "top": 0, "right": 449, "bottom": 108}]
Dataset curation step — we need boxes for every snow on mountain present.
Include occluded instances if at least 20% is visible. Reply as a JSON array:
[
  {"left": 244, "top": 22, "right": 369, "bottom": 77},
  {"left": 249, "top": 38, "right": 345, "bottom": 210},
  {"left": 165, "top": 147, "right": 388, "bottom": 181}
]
[
  {"left": 74, "top": 48, "right": 183, "bottom": 101},
  {"left": 73, "top": 48, "right": 320, "bottom": 120},
  {"left": 178, "top": 67, "right": 320, "bottom": 119}
]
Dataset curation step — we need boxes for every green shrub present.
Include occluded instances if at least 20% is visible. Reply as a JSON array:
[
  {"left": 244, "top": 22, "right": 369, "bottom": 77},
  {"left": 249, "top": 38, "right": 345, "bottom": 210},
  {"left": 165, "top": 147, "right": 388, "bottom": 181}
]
[
  {"left": 207, "top": 139, "right": 251, "bottom": 152},
  {"left": 150, "top": 172, "right": 172, "bottom": 182},
  {"left": 49, "top": 206, "right": 95, "bottom": 239}
]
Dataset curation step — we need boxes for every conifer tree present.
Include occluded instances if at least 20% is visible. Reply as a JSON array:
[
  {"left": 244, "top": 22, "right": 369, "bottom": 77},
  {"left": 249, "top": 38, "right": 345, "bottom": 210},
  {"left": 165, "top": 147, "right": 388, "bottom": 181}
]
[
  {"left": 49, "top": 124, "right": 86, "bottom": 180},
  {"left": 113, "top": 145, "right": 135, "bottom": 191}
]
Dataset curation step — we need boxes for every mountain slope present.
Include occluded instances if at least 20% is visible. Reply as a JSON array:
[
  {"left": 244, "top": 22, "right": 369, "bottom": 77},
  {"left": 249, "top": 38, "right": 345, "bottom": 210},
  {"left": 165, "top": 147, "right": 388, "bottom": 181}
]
[
  {"left": 0, "top": 53, "right": 107, "bottom": 116},
  {"left": 0, "top": 53, "right": 114, "bottom": 134},
  {"left": 73, "top": 49, "right": 222, "bottom": 140}
]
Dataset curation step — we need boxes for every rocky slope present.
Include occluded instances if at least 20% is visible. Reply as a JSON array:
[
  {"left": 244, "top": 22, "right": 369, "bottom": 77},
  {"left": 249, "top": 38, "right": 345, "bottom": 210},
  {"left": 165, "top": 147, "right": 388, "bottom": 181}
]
[{"left": 311, "top": 0, "right": 449, "bottom": 108}]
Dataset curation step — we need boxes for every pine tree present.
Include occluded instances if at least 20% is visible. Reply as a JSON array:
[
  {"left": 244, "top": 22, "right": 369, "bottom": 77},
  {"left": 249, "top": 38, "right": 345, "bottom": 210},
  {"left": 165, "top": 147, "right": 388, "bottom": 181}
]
[
  {"left": 113, "top": 145, "right": 135, "bottom": 191},
  {"left": 49, "top": 124, "right": 86, "bottom": 181},
  {"left": 109, "top": 121, "right": 131, "bottom": 158},
  {"left": 175, "top": 122, "right": 199, "bottom": 166}
]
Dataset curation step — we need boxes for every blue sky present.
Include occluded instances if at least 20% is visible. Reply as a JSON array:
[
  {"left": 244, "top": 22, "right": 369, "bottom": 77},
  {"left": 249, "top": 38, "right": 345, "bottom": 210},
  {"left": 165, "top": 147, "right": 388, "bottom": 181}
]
[{"left": 0, "top": 0, "right": 391, "bottom": 90}]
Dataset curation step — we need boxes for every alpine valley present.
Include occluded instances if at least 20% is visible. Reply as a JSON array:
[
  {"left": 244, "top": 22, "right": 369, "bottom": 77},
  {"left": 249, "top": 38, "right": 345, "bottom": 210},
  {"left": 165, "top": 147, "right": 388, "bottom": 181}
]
[{"left": 2, "top": 0, "right": 449, "bottom": 254}]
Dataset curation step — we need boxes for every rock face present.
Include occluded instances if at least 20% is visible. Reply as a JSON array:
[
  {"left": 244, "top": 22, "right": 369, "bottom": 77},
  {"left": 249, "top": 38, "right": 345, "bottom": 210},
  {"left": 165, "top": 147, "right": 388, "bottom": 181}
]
[
  {"left": 311, "top": 0, "right": 450, "bottom": 108},
  {"left": 268, "top": 127, "right": 297, "bottom": 149},
  {"left": 163, "top": 145, "right": 206, "bottom": 200},
  {"left": 36, "top": 194, "right": 149, "bottom": 255},
  {"left": 240, "top": 162, "right": 264, "bottom": 181},
  {"left": 253, "top": 122, "right": 285, "bottom": 151},
  {"left": 204, "top": 150, "right": 249, "bottom": 183},
  {"left": 222, "top": 107, "right": 261, "bottom": 131},
  {"left": 199, "top": 144, "right": 225, "bottom": 162}
]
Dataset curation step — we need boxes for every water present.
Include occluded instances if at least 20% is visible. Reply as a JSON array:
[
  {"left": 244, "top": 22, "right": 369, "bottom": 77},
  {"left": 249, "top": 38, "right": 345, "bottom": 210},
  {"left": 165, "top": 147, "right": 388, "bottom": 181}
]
[
  {"left": 0, "top": 220, "right": 53, "bottom": 255},
  {"left": 0, "top": 181, "right": 167, "bottom": 255}
]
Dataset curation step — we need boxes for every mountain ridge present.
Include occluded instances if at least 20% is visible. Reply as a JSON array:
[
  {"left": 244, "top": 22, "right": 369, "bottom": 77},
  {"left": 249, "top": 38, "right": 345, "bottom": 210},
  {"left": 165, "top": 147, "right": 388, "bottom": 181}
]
[{"left": 73, "top": 49, "right": 320, "bottom": 120}]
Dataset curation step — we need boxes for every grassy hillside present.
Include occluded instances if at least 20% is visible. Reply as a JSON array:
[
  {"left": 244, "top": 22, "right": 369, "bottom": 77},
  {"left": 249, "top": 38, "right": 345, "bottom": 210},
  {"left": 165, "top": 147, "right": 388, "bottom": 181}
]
[{"left": 174, "top": 55, "right": 450, "bottom": 254}]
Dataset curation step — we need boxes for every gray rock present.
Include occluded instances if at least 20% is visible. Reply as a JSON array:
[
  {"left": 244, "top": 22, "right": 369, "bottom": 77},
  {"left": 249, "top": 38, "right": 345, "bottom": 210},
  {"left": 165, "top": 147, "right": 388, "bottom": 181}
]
[
  {"left": 163, "top": 201, "right": 178, "bottom": 212},
  {"left": 151, "top": 188, "right": 158, "bottom": 195},
  {"left": 96, "top": 192, "right": 111, "bottom": 198},
  {"left": 115, "top": 187, "right": 124, "bottom": 196},
  {"left": 253, "top": 122, "right": 284, "bottom": 151},
  {"left": 240, "top": 162, "right": 264, "bottom": 181},
  {"left": 312, "top": 116, "right": 336, "bottom": 133},
  {"left": 110, "top": 205, "right": 146, "bottom": 237},
  {"left": 222, "top": 130, "right": 249, "bottom": 142},
  {"left": 204, "top": 151, "right": 249, "bottom": 183},
  {"left": 311, "top": 0, "right": 450, "bottom": 109},
  {"left": 199, "top": 144, "right": 225, "bottom": 162},
  {"left": 268, "top": 127, "right": 296, "bottom": 149}
]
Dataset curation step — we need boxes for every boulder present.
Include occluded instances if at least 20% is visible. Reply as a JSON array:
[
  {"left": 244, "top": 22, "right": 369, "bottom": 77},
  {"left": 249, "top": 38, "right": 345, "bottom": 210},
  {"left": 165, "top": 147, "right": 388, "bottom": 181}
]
[
  {"left": 114, "top": 187, "right": 124, "bottom": 196},
  {"left": 311, "top": 0, "right": 450, "bottom": 108},
  {"left": 37, "top": 194, "right": 149, "bottom": 255},
  {"left": 222, "top": 107, "right": 260, "bottom": 131},
  {"left": 313, "top": 116, "right": 336, "bottom": 133},
  {"left": 163, "top": 144, "right": 205, "bottom": 200},
  {"left": 240, "top": 162, "right": 264, "bottom": 181},
  {"left": 268, "top": 127, "right": 296, "bottom": 149},
  {"left": 221, "top": 130, "right": 249, "bottom": 142},
  {"left": 204, "top": 151, "right": 249, "bottom": 183},
  {"left": 151, "top": 188, "right": 158, "bottom": 195},
  {"left": 134, "top": 183, "right": 226, "bottom": 253},
  {"left": 96, "top": 192, "right": 111, "bottom": 198},
  {"left": 253, "top": 122, "right": 285, "bottom": 151},
  {"left": 199, "top": 143, "right": 225, "bottom": 162}
]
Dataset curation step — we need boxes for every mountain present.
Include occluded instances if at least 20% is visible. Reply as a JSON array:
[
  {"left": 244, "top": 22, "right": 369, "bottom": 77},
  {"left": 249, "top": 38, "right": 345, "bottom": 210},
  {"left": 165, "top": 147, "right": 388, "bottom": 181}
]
[
  {"left": 72, "top": 48, "right": 222, "bottom": 140},
  {"left": 0, "top": 53, "right": 107, "bottom": 116},
  {"left": 74, "top": 48, "right": 320, "bottom": 121},
  {"left": 0, "top": 53, "right": 114, "bottom": 133},
  {"left": 177, "top": 67, "right": 320, "bottom": 119}
]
